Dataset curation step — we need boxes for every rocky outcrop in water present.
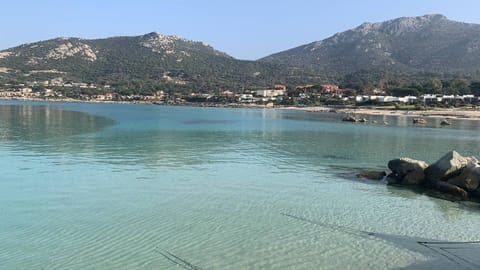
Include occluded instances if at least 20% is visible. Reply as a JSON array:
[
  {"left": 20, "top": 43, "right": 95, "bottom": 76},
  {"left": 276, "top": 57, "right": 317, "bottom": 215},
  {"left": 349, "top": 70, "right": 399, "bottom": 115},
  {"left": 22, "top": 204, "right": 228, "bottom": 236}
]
[
  {"left": 342, "top": 116, "right": 368, "bottom": 123},
  {"left": 387, "top": 151, "right": 480, "bottom": 200}
]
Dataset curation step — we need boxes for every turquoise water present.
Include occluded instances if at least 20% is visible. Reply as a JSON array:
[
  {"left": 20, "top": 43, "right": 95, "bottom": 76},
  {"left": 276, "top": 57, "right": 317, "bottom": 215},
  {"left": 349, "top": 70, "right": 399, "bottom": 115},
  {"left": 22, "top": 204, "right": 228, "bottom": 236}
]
[{"left": 1, "top": 101, "right": 480, "bottom": 269}]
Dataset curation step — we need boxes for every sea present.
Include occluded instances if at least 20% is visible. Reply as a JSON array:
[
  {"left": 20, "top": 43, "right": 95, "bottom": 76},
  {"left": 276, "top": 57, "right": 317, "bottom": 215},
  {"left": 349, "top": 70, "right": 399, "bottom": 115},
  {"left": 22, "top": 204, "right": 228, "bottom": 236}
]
[{"left": 1, "top": 100, "right": 480, "bottom": 269}]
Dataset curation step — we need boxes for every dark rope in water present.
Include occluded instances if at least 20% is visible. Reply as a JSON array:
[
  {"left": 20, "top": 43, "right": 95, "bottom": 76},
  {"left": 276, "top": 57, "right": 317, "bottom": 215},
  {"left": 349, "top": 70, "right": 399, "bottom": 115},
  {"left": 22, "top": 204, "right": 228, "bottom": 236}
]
[
  {"left": 155, "top": 248, "right": 206, "bottom": 270},
  {"left": 417, "top": 242, "right": 480, "bottom": 269},
  {"left": 281, "top": 212, "right": 374, "bottom": 238}
]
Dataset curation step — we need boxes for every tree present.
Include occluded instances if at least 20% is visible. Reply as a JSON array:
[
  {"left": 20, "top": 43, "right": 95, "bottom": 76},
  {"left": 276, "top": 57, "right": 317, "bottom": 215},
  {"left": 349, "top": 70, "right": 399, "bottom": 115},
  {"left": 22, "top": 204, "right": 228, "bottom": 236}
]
[
  {"left": 424, "top": 79, "right": 443, "bottom": 94},
  {"left": 470, "top": 81, "right": 480, "bottom": 96},
  {"left": 448, "top": 78, "right": 471, "bottom": 95}
]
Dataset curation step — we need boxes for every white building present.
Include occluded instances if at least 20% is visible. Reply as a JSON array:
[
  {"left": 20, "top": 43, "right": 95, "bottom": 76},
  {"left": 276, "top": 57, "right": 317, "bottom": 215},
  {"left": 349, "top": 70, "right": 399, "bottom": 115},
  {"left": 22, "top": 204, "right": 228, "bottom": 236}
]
[
  {"left": 255, "top": 89, "right": 285, "bottom": 98},
  {"left": 239, "top": 94, "right": 254, "bottom": 103}
]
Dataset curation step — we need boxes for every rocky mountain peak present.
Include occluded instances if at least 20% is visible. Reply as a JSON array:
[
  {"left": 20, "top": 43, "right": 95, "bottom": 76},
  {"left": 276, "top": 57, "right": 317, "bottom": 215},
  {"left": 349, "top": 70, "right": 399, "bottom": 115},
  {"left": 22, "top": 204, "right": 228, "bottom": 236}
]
[
  {"left": 385, "top": 14, "right": 447, "bottom": 33},
  {"left": 46, "top": 42, "right": 97, "bottom": 62},
  {"left": 260, "top": 14, "right": 480, "bottom": 75},
  {"left": 353, "top": 14, "right": 448, "bottom": 36},
  {"left": 140, "top": 32, "right": 229, "bottom": 58}
]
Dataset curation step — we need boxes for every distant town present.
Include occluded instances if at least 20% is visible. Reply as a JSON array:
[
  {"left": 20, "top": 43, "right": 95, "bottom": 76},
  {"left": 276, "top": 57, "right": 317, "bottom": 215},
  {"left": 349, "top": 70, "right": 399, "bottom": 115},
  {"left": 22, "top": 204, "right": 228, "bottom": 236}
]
[{"left": 0, "top": 79, "right": 479, "bottom": 109}]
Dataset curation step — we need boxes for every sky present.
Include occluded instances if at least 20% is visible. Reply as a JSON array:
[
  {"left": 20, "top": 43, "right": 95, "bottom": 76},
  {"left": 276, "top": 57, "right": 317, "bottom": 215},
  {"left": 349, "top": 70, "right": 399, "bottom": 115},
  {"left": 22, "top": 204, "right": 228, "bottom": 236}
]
[{"left": 1, "top": 0, "right": 480, "bottom": 60}]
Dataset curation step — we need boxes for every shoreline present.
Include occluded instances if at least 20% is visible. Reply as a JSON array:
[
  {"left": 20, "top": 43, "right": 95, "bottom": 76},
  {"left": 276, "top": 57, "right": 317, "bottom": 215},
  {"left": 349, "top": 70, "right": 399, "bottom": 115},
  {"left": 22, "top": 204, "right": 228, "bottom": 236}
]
[
  {"left": 2, "top": 97, "right": 480, "bottom": 120},
  {"left": 282, "top": 105, "right": 480, "bottom": 120}
]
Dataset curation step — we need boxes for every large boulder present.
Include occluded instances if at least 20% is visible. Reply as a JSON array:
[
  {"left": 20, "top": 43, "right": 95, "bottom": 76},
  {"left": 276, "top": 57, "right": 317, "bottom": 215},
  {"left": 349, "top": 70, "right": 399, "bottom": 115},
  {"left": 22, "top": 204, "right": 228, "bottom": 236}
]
[
  {"left": 472, "top": 188, "right": 480, "bottom": 199},
  {"left": 424, "top": 151, "right": 469, "bottom": 182},
  {"left": 447, "top": 164, "right": 480, "bottom": 192},
  {"left": 387, "top": 158, "right": 428, "bottom": 185},
  {"left": 435, "top": 181, "right": 469, "bottom": 199}
]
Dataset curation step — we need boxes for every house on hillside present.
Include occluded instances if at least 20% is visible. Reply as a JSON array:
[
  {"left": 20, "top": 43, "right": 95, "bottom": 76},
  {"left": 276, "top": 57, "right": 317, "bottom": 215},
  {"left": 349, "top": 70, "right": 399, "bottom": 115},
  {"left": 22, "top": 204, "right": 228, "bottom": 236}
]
[
  {"left": 274, "top": 84, "right": 287, "bottom": 91},
  {"left": 322, "top": 84, "right": 340, "bottom": 94}
]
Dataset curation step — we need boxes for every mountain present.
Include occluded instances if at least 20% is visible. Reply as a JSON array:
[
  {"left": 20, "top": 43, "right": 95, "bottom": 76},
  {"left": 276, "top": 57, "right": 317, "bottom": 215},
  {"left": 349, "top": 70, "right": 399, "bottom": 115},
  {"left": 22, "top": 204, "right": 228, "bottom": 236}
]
[
  {"left": 260, "top": 14, "right": 480, "bottom": 78},
  {"left": 0, "top": 32, "right": 323, "bottom": 93},
  {"left": 2, "top": 14, "right": 480, "bottom": 93}
]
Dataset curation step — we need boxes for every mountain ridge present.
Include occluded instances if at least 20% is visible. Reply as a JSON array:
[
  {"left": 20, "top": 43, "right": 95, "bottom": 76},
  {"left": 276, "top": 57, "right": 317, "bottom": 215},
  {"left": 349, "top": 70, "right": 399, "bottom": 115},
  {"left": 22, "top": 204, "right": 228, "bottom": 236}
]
[
  {"left": 0, "top": 33, "right": 320, "bottom": 92},
  {"left": 260, "top": 14, "right": 480, "bottom": 77},
  {"left": 1, "top": 14, "right": 480, "bottom": 93}
]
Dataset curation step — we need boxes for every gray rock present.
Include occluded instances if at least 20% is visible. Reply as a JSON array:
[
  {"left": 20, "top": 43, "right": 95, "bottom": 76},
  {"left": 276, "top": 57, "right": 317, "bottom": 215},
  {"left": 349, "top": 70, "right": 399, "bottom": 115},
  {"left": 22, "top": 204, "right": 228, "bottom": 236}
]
[
  {"left": 447, "top": 164, "right": 480, "bottom": 192},
  {"left": 388, "top": 158, "right": 428, "bottom": 185},
  {"left": 425, "top": 151, "right": 468, "bottom": 182},
  {"left": 413, "top": 118, "right": 427, "bottom": 124},
  {"left": 342, "top": 116, "right": 357, "bottom": 122},
  {"left": 435, "top": 181, "right": 469, "bottom": 199},
  {"left": 402, "top": 169, "right": 427, "bottom": 185}
]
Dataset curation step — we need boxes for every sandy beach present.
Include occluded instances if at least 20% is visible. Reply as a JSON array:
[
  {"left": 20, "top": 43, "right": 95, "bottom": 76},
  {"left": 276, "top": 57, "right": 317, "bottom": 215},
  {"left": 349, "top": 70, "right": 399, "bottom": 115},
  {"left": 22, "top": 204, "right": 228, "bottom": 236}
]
[{"left": 284, "top": 106, "right": 480, "bottom": 120}]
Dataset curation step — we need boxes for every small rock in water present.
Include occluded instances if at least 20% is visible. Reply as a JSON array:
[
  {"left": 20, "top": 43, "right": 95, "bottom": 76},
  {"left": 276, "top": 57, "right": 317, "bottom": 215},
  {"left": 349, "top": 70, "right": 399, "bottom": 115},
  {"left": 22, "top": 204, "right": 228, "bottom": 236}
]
[
  {"left": 342, "top": 115, "right": 357, "bottom": 122},
  {"left": 356, "top": 170, "right": 386, "bottom": 180},
  {"left": 358, "top": 118, "right": 368, "bottom": 123},
  {"left": 342, "top": 116, "right": 368, "bottom": 123},
  {"left": 440, "top": 119, "right": 451, "bottom": 126},
  {"left": 413, "top": 118, "right": 427, "bottom": 124}
]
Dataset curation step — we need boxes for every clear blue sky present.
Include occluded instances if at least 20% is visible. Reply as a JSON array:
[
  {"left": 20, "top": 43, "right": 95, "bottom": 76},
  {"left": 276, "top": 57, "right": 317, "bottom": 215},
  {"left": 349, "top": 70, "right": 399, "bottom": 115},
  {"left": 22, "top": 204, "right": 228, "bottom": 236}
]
[{"left": 1, "top": 0, "right": 479, "bottom": 60}]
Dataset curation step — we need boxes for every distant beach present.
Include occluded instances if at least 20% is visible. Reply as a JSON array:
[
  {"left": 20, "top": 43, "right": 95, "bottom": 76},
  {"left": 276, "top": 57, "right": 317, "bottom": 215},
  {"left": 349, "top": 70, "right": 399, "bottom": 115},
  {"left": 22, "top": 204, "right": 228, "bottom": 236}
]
[
  {"left": 284, "top": 106, "right": 480, "bottom": 120},
  {"left": 3, "top": 97, "right": 480, "bottom": 120}
]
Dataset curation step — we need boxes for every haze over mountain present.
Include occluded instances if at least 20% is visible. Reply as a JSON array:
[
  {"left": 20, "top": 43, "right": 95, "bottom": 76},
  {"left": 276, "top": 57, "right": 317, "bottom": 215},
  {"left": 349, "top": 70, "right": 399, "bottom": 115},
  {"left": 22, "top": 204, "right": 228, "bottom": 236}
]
[
  {"left": 1, "top": 14, "right": 480, "bottom": 93},
  {"left": 260, "top": 14, "right": 480, "bottom": 77}
]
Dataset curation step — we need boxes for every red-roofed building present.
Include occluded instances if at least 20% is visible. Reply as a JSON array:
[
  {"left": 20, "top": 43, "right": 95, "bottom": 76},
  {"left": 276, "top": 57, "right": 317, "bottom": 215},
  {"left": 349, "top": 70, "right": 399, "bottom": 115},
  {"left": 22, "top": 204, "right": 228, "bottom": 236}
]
[
  {"left": 274, "top": 84, "right": 287, "bottom": 91},
  {"left": 321, "top": 84, "right": 340, "bottom": 94}
]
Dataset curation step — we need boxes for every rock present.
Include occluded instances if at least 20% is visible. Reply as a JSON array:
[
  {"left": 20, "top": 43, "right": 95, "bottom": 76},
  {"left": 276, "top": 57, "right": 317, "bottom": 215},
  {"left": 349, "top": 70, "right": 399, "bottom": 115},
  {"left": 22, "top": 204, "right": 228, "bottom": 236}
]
[
  {"left": 440, "top": 119, "right": 451, "bottom": 126},
  {"left": 424, "top": 151, "right": 469, "bottom": 182},
  {"left": 472, "top": 188, "right": 480, "bottom": 198},
  {"left": 434, "top": 181, "right": 469, "bottom": 199},
  {"left": 447, "top": 164, "right": 480, "bottom": 192},
  {"left": 342, "top": 116, "right": 367, "bottom": 123},
  {"left": 342, "top": 115, "right": 360, "bottom": 122},
  {"left": 387, "top": 158, "right": 428, "bottom": 185},
  {"left": 357, "top": 118, "right": 368, "bottom": 123},
  {"left": 356, "top": 170, "right": 386, "bottom": 180},
  {"left": 424, "top": 190, "right": 465, "bottom": 202},
  {"left": 413, "top": 118, "right": 427, "bottom": 124},
  {"left": 386, "top": 173, "right": 401, "bottom": 184},
  {"left": 402, "top": 169, "right": 427, "bottom": 185},
  {"left": 342, "top": 116, "right": 357, "bottom": 122}
]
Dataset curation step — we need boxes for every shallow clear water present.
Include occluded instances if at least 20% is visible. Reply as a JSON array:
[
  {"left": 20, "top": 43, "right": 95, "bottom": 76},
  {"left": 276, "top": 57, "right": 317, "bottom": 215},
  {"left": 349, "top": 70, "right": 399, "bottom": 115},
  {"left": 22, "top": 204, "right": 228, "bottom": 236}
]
[{"left": 1, "top": 101, "right": 480, "bottom": 269}]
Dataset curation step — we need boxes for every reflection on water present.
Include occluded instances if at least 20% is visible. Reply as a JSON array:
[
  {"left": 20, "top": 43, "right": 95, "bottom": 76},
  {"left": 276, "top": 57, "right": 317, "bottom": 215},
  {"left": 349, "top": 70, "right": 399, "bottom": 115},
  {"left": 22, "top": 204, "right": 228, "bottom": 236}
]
[{"left": 0, "top": 105, "right": 113, "bottom": 142}]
